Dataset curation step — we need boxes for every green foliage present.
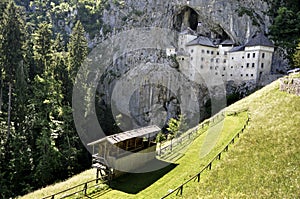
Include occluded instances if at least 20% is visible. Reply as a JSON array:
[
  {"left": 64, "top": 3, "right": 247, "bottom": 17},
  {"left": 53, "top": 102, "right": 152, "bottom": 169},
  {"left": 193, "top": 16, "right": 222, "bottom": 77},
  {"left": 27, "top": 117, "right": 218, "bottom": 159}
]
[
  {"left": 270, "top": 6, "right": 300, "bottom": 65},
  {"left": 292, "top": 42, "right": 300, "bottom": 68},
  {"left": 0, "top": 2, "right": 91, "bottom": 198},
  {"left": 167, "top": 115, "right": 187, "bottom": 138},
  {"left": 67, "top": 21, "right": 88, "bottom": 84}
]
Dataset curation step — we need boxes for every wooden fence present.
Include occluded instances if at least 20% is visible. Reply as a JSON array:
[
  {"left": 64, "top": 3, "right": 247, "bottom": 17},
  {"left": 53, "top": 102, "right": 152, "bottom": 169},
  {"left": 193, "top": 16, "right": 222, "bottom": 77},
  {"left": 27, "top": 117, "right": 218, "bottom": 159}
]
[
  {"left": 157, "top": 111, "right": 226, "bottom": 157},
  {"left": 42, "top": 177, "right": 107, "bottom": 199},
  {"left": 161, "top": 112, "right": 250, "bottom": 198}
]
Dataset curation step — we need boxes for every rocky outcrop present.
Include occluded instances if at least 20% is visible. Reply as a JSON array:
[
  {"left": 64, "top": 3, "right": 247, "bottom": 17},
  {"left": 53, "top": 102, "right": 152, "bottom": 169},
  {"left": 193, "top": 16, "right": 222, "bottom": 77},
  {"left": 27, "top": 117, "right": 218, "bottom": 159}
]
[
  {"left": 93, "top": 0, "right": 286, "bottom": 131},
  {"left": 280, "top": 76, "right": 300, "bottom": 96}
]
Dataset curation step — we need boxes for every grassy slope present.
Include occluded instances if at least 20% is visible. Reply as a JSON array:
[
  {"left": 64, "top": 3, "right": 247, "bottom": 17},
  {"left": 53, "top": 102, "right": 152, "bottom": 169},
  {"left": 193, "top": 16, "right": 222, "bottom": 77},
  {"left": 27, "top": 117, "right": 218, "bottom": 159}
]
[
  {"left": 20, "top": 169, "right": 97, "bottom": 199},
  {"left": 183, "top": 80, "right": 300, "bottom": 198},
  {"left": 20, "top": 109, "right": 248, "bottom": 199},
  {"left": 101, "top": 112, "right": 248, "bottom": 199},
  {"left": 21, "top": 79, "right": 300, "bottom": 199}
]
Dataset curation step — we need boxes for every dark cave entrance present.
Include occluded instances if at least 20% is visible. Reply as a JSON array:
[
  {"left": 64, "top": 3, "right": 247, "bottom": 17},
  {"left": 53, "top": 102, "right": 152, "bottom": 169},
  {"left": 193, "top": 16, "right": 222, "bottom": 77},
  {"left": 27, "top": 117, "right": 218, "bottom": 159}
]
[{"left": 174, "top": 6, "right": 199, "bottom": 32}]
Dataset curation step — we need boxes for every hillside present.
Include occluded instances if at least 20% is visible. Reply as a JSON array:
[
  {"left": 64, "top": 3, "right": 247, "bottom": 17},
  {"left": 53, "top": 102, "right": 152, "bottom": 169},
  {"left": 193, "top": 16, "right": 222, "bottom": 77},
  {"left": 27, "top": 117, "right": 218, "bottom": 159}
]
[
  {"left": 20, "top": 78, "right": 300, "bottom": 198},
  {"left": 182, "top": 78, "right": 300, "bottom": 198}
]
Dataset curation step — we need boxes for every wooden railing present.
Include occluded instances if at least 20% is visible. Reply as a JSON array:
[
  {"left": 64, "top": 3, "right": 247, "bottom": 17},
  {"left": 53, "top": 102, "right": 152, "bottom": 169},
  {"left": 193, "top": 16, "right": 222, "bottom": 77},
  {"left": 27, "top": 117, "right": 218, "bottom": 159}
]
[
  {"left": 161, "top": 112, "right": 250, "bottom": 198},
  {"left": 42, "top": 177, "right": 107, "bottom": 199}
]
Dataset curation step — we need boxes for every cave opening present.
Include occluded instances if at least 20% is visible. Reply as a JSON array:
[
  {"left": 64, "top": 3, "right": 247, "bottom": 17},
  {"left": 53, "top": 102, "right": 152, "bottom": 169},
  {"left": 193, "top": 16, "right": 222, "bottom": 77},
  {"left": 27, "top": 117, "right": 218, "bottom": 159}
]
[{"left": 188, "top": 8, "right": 198, "bottom": 31}]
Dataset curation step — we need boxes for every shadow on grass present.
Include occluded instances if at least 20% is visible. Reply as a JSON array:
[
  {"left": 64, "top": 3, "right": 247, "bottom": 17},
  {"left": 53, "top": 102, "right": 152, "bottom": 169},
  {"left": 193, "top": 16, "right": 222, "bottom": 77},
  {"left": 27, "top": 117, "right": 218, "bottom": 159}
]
[{"left": 109, "top": 159, "right": 178, "bottom": 194}]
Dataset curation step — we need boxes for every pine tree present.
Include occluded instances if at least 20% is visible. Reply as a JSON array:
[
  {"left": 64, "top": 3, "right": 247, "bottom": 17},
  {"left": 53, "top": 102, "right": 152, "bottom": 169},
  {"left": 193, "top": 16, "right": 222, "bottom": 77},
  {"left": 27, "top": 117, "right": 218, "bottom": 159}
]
[
  {"left": 32, "top": 22, "right": 53, "bottom": 76},
  {"left": 67, "top": 20, "right": 88, "bottom": 84},
  {"left": 0, "top": 1, "right": 24, "bottom": 143}
]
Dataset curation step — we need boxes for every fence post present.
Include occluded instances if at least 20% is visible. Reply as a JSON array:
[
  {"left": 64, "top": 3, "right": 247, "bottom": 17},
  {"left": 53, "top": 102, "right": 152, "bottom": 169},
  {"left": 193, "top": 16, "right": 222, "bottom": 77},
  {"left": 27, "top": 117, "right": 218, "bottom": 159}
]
[
  {"left": 218, "top": 153, "right": 221, "bottom": 160},
  {"left": 84, "top": 183, "right": 88, "bottom": 195},
  {"left": 197, "top": 173, "right": 201, "bottom": 182},
  {"left": 225, "top": 145, "right": 228, "bottom": 152},
  {"left": 96, "top": 169, "right": 99, "bottom": 183},
  {"left": 51, "top": 195, "right": 54, "bottom": 199},
  {"left": 180, "top": 186, "right": 183, "bottom": 195},
  {"left": 232, "top": 138, "right": 234, "bottom": 144},
  {"left": 208, "top": 162, "right": 212, "bottom": 170}
]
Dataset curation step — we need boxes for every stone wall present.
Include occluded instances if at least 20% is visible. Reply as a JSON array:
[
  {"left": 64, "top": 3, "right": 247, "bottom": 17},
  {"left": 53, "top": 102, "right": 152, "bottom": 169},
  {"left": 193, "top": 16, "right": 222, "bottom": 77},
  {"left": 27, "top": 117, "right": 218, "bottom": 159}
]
[{"left": 280, "top": 77, "right": 300, "bottom": 96}]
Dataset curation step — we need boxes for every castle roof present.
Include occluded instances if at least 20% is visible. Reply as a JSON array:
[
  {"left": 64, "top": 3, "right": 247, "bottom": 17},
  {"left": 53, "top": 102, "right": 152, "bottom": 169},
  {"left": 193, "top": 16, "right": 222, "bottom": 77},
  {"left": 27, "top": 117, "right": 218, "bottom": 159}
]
[
  {"left": 245, "top": 33, "right": 274, "bottom": 47},
  {"left": 221, "top": 39, "right": 235, "bottom": 45},
  {"left": 229, "top": 45, "right": 245, "bottom": 52},
  {"left": 179, "top": 27, "right": 197, "bottom": 35},
  {"left": 186, "top": 36, "right": 216, "bottom": 47}
]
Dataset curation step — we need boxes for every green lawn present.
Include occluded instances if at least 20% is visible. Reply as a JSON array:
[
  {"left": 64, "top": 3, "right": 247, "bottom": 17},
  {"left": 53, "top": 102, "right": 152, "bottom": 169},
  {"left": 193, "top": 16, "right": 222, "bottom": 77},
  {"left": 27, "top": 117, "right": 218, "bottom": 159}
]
[
  {"left": 21, "top": 78, "right": 300, "bottom": 199},
  {"left": 20, "top": 110, "right": 248, "bottom": 199},
  {"left": 86, "top": 112, "right": 248, "bottom": 199},
  {"left": 181, "top": 80, "right": 300, "bottom": 198}
]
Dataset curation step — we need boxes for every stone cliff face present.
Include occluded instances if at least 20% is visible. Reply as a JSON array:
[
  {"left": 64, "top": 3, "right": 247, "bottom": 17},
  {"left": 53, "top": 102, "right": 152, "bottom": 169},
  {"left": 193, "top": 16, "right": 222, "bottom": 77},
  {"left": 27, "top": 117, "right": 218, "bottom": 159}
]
[
  {"left": 94, "top": 0, "right": 282, "bottom": 131},
  {"left": 97, "top": 0, "right": 272, "bottom": 44}
]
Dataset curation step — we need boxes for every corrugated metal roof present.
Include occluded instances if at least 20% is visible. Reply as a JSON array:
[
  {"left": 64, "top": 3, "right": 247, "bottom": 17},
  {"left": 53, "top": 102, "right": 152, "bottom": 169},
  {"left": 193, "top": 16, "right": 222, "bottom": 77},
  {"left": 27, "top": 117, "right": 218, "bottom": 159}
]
[
  {"left": 88, "top": 125, "right": 161, "bottom": 146},
  {"left": 186, "top": 36, "right": 216, "bottom": 48}
]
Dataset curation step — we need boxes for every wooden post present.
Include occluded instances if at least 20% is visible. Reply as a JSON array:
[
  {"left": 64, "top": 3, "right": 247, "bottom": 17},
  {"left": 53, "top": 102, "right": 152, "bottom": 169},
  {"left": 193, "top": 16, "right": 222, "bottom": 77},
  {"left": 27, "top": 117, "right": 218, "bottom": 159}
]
[
  {"left": 208, "top": 162, "right": 212, "bottom": 170},
  {"left": 51, "top": 195, "right": 54, "bottom": 199},
  {"left": 197, "top": 173, "right": 201, "bottom": 182},
  {"left": 218, "top": 153, "right": 221, "bottom": 160},
  {"left": 84, "top": 183, "right": 88, "bottom": 195},
  {"left": 96, "top": 169, "right": 99, "bottom": 183},
  {"left": 180, "top": 186, "right": 183, "bottom": 195}
]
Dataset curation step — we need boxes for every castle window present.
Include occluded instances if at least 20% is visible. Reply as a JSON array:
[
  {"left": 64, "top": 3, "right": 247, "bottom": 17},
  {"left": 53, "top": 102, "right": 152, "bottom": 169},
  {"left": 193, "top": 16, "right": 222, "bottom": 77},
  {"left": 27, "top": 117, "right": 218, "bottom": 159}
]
[
  {"left": 231, "top": 66, "right": 233, "bottom": 69},
  {"left": 261, "top": 63, "right": 264, "bottom": 69},
  {"left": 246, "top": 74, "right": 249, "bottom": 77},
  {"left": 207, "top": 50, "right": 210, "bottom": 54},
  {"left": 241, "top": 74, "right": 243, "bottom": 77},
  {"left": 182, "top": 58, "right": 185, "bottom": 61},
  {"left": 210, "top": 66, "right": 213, "bottom": 70},
  {"left": 224, "top": 59, "right": 227, "bottom": 63},
  {"left": 223, "top": 67, "right": 226, "bottom": 71},
  {"left": 241, "top": 66, "right": 244, "bottom": 68},
  {"left": 253, "top": 53, "right": 256, "bottom": 58},
  {"left": 252, "top": 63, "right": 255, "bottom": 68},
  {"left": 247, "top": 53, "right": 250, "bottom": 58},
  {"left": 215, "top": 66, "right": 218, "bottom": 70},
  {"left": 216, "top": 58, "right": 219, "bottom": 63},
  {"left": 200, "top": 65, "right": 203, "bottom": 69},
  {"left": 246, "top": 63, "right": 250, "bottom": 68},
  {"left": 217, "top": 52, "right": 220, "bottom": 55},
  {"left": 202, "top": 49, "right": 205, "bottom": 53},
  {"left": 224, "top": 52, "right": 227, "bottom": 55},
  {"left": 191, "top": 49, "right": 194, "bottom": 53},
  {"left": 211, "top": 51, "right": 214, "bottom": 55},
  {"left": 211, "top": 58, "right": 214, "bottom": 62},
  {"left": 191, "top": 57, "right": 193, "bottom": 60},
  {"left": 262, "top": 53, "right": 265, "bottom": 59},
  {"left": 230, "top": 74, "right": 233, "bottom": 76},
  {"left": 201, "top": 57, "right": 204, "bottom": 61},
  {"left": 222, "top": 74, "right": 225, "bottom": 77},
  {"left": 232, "top": 57, "right": 234, "bottom": 60},
  {"left": 251, "top": 74, "right": 254, "bottom": 77},
  {"left": 242, "top": 56, "right": 245, "bottom": 59},
  {"left": 215, "top": 72, "right": 218, "bottom": 75}
]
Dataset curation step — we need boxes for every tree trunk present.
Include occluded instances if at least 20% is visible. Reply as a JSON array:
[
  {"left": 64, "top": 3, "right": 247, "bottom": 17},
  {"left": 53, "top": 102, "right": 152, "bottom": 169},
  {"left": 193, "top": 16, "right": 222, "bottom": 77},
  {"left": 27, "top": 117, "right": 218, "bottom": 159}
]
[
  {"left": 0, "top": 78, "right": 2, "bottom": 113},
  {"left": 7, "top": 82, "right": 12, "bottom": 142}
]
